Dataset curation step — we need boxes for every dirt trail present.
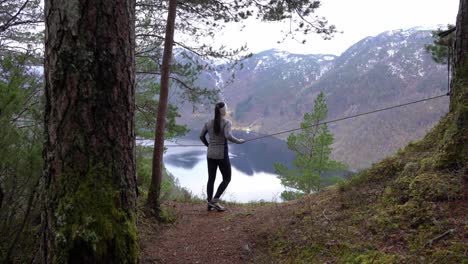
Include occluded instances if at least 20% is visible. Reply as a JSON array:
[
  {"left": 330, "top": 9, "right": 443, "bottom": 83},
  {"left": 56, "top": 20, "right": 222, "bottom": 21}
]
[{"left": 139, "top": 202, "right": 263, "bottom": 264}]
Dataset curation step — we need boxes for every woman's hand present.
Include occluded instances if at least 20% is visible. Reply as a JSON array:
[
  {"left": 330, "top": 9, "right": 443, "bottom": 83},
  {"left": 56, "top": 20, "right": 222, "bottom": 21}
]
[{"left": 238, "top": 139, "right": 245, "bottom": 144}]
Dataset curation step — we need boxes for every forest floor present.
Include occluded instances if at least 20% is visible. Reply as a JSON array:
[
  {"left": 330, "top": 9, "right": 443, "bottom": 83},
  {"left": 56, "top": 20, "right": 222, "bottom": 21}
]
[
  {"left": 138, "top": 201, "right": 272, "bottom": 264},
  {"left": 137, "top": 185, "right": 467, "bottom": 263}
]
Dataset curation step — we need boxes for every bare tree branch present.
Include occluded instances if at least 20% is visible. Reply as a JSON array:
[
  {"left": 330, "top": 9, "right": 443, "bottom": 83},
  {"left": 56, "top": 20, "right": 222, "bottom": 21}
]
[
  {"left": 0, "top": 0, "right": 30, "bottom": 32},
  {"left": 136, "top": 71, "right": 197, "bottom": 92},
  {"left": 137, "top": 33, "right": 204, "bottom": 57}
]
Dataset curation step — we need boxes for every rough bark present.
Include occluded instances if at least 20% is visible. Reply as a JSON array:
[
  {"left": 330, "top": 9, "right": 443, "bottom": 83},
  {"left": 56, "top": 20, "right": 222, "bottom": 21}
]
[
  {"left": 42, "top": 0, "right": 138, "bottom": 263},
  {"left": 452, "top": 0, "right": 468, "bottom": 106},
  {"left": 443, "top": 0, "right": 468, "bottom": 170},
  {"left": 454, "top": 0, "right": 468, "bottom": 72},
  {"left": 147, "top": 0, "right": 177, "bottom": 215},
  {"left": 0, "top": 185, "right": 3, "bottom": 209}
]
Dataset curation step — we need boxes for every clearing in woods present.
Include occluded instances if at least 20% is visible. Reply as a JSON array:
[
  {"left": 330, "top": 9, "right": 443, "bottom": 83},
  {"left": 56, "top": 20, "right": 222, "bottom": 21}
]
[{"left": 139, "top": 202, "right": 271, "bottom": 263}]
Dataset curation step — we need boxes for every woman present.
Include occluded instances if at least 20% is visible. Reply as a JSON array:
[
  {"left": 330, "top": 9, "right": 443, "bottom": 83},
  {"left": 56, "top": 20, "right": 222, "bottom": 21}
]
[{"left": 200, "top": 102, "right": 244, "bottom": 211}]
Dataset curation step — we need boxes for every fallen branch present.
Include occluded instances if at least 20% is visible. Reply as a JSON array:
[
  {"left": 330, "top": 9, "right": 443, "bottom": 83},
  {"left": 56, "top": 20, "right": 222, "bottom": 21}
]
[
  {"left": 426, "top": 229, "right": 455, "bottom": 247},
  {"left": 322, "top": 209, "right": 330, "bottom": 221}
]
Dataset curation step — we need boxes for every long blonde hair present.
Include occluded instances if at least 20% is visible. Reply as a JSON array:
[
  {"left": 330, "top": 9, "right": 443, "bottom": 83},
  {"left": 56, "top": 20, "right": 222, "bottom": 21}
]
[{"left": 214, "top": 102, "right": 225, "bottom": 135}]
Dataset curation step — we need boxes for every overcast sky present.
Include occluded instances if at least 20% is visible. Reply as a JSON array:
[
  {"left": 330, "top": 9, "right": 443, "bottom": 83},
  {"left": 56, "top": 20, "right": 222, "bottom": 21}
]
[{"left": 214, "top": 0, "right": 459, "bottom": 55}]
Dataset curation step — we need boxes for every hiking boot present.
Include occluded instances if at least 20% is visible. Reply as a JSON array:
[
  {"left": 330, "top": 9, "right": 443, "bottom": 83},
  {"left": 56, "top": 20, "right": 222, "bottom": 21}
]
[
  {"left": 207, "top": 203, "right": 215, "bottom": 211},
  {"left": 208, "top": 199, "right": 226, "bottom": 212}
]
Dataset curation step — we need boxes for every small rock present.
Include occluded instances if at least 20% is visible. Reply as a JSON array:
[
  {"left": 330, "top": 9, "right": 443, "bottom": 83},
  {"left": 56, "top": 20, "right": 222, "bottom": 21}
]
[{"left": 242, "top": 244, "right": 252, "bottom": 254}]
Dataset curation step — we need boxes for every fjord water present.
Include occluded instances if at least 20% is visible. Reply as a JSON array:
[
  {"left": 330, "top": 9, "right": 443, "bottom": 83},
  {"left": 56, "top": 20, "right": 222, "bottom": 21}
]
[{"left": 140, "top": 130, "right": 354, "bottom": 203}]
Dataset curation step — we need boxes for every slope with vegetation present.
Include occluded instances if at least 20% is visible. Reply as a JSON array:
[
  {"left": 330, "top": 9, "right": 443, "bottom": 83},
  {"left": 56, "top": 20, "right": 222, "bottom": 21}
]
[
  {"left": 249, "top": 118, "right": 466, "bottom": 262},
  {"left": 244, "top": 21, "right": 466, "bottom": 263},
  {"left": 241, "top": 21, "right": 467, "bottom": 264}
]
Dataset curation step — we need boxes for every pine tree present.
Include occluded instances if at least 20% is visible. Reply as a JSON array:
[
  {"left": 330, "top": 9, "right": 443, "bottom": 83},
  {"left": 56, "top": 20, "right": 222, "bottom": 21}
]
[
  {"left": 0, "top": 52, "right": 43, "bottom": 263},
  {"left": 425, "top": 25, "right": 455, "bottom": 64},
  {"left": 274, "top": 92, "right": 346, "bottom": 200},
  {"left": 147, "top": 0, "right": 178, "bottom": 216},
  {"left": 42, "top": 0, "right": 138, "bottom": 262}
]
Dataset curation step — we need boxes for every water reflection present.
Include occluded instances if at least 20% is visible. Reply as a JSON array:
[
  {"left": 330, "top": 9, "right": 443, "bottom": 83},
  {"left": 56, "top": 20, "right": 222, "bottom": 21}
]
[
  {"left": 165, "top": 150, "right": 205, "bottom": 169},
  {"left": 165, "top": 159, "right": 285, "bottom": 203},
  {"left": 167, "top": 131, "right": 296, "bottom": 175},
  {"left": 157, "top": 131, "right": 294, "bottom": 202}
]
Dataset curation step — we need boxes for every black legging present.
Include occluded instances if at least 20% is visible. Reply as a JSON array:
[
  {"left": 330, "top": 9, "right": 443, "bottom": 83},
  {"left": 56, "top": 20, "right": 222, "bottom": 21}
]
[{"left": 206, "top": 157, "right": 231, "bottom": 201}]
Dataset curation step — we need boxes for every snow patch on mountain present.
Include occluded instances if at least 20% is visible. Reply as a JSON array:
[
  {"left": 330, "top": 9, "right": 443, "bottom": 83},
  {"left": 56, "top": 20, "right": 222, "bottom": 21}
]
[
  {"left": 211, "top": 58, "right": 228, "bottom": 66},
  {"left": 415, "top": 48, "right": 426, "bottom": 63},
  {"left": 387, "top": 49, "right": 396, "bottom": 57},
  {"left": 254, "top": 59, "right": 264, "bottom": 71},
  {"left": 318, "top": 63, "right": 333, "bottom": 79},
  {"left": 287, "top": 56, "right": 303, "bottom": 63},
  {"left": 388, "top": 62, "right": 405, "bottom": 79},
  {"left": 418, "top": 68, "right": 425, "bottom": 77},
  {"left": 272, "top": 50, "right": 289, "bottom": 60},
  {"left": 214, "top": 70, "right": 224, "bottom": 88}
]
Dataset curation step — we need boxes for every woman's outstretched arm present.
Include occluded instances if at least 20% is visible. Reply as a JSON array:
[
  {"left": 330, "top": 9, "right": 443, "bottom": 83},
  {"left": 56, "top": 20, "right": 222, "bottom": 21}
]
[{"left": 224, "top": 121, "right": 244, "bottom": 144}]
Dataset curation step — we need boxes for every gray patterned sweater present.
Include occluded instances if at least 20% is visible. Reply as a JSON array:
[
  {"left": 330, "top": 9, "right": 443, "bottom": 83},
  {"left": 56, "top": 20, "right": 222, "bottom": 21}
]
[{"left": 200, "top": 119, "right": 243, "bottom": 159}]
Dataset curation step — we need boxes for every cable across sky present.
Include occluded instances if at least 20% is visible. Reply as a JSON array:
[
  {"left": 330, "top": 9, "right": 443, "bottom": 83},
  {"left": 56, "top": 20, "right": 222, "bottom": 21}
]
[{"left": 161, "top": 92, "right": 450, "bottom": 147}]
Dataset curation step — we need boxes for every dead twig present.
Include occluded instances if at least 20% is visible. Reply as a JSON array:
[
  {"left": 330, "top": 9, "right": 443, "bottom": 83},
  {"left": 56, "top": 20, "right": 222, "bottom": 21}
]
[
  {"left": 322, "top": 209, "right": 330, "bottom": 221},
  {"left": 426, "top": 229, "right": 455, "bottom": 247}
]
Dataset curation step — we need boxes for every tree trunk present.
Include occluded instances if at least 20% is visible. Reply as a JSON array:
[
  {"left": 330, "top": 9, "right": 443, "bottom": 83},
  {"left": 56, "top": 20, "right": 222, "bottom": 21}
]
[
  {"left": 147, "top": 0, "right": 178, "bottom": 216},
  {"left": 0, "top": 185, "right": 3, "bottom": 209},
  {"left": 42, "top": 0, "right": 138, "bottom": 262},
  {"left": 442, "top": 0, "right": 468, "bottom": 170},
  {"left": 453, "top": 0, "right": 468, "bottom": 106}
]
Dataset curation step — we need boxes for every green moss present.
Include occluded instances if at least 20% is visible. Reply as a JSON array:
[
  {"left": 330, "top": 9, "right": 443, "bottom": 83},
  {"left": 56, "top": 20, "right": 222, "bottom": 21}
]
[
  {"left": 383, "top": 176, "right": 412, "bottom": 204},
  {"left": 158, "top": 205, "right": 177, "bottom": 224},
  {"left": 369, "top": 207, "right": 400, "bottom": 233},
  {"left": 294, "top": 244, "right": 325, "bottom": 260},
  {"left": 384, "top": 171, "right": 461, "bottom": 205},
  {"left": 409, "top": 172, "right": 462, "bottom": 201},
  {"left": 381, "top": 162, "right": 420, "bottom": 204},
  {"left": 344, "top": 157, "right": 404, "bottom": 190},
  {"left": 54, "top": 165, "right": 138, "bottom": 263},
  {"left": 268, "top": 232, "right": 289, "bottom": 258},
  {"left": 394, "top": 200, "right": 433, "bottom": 228},
  {"left": 433, "top": 106, "right": 468, "bottom": 170},
  {"left": 419, "top": 156, "right": 440, "bottom": 171},
  {"left": 343, "top": 251, "right": 401, "bottom": 264},
  {"left": 270, "top": 240, "right": 326, "bottom": 263},
  {"left": 428, "top": 247, "right": 467, "bottom": 264}
]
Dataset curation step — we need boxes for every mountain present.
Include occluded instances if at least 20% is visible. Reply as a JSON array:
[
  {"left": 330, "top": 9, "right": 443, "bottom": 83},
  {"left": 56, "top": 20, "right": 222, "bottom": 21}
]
[
  {"left": 201, "top": 50, "right": 336, "bottom": 120},
  {"left": 177, "top": 28, "right": 449, "bottom": 169}
]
